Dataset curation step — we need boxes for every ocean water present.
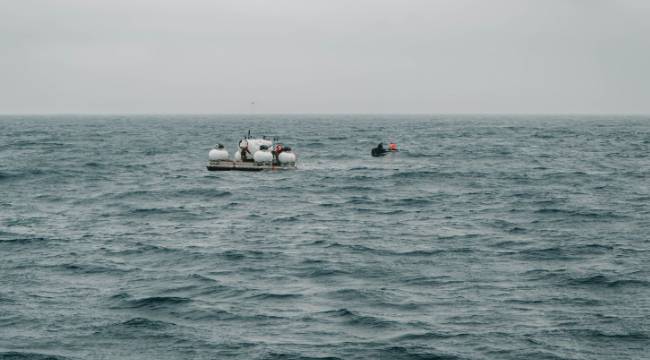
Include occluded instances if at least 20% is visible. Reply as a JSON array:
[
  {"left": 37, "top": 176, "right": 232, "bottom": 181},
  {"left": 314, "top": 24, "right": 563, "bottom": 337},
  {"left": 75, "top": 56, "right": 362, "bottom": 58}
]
[{"left": 1, "top": 114, "right": 649, "bottom": 360}]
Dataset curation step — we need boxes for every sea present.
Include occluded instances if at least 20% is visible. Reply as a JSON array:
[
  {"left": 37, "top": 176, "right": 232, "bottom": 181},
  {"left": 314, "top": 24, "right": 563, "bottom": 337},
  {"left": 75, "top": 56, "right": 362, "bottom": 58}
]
[{"left": 1, "top": 115, "right": 648, "bottom": 360}]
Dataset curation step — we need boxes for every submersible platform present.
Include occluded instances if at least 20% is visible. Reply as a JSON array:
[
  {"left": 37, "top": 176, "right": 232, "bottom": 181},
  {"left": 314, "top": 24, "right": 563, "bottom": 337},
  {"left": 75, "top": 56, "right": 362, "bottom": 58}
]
[
  {"left": 206, "top": 134, "right": 297, "bottom": 171},
  {"left": 206, "top": 160, "right": 296, "bottom": 171}
]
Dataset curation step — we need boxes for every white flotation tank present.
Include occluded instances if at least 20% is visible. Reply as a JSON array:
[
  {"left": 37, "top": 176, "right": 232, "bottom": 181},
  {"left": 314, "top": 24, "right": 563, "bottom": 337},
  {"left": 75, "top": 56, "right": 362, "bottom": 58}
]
[
  {"left": 208, "top": 145, "right": 229, "bottom": 161},
  {"left": 234, "top": 150, "right": 242, "bottom": 161},
  {"left": 253, "top": 149, "right": 273, "bottom": 164},
  {"left": 278, "top": 151, "right": 296, "bottom": 164}
]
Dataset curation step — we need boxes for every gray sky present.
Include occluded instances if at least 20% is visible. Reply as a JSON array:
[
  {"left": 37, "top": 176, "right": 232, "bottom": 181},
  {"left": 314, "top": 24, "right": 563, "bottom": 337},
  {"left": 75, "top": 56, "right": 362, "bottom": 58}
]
[{"left": 1, "top": 0, "right": 649, "bottom": 114}]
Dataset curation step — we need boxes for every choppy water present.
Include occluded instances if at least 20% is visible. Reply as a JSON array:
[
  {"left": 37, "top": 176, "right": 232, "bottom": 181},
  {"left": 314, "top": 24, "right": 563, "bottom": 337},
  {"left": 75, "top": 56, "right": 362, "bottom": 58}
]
[{"left": 1, "top": 115, "right": 649, "bottom": 360}]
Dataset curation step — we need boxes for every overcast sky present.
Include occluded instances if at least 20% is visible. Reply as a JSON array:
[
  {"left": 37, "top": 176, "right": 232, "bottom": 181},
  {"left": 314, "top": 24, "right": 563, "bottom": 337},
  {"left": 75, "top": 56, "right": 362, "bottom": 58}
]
[{"left": 1, "top": 0, "right": 648, "bottom": 114}]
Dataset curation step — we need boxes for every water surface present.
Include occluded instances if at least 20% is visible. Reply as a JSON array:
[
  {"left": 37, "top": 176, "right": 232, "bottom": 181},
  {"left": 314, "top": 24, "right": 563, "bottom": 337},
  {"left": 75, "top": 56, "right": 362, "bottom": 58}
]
[{"left": 1, "top": 115, "right": 649, "bottom": 359}]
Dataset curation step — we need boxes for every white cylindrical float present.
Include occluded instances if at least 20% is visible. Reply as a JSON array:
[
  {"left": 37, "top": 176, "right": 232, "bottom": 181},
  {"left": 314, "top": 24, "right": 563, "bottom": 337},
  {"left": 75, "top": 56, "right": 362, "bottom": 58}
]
[
  {"left": 278, "top": 151, "right": 296, "bottom": 165},
  {"left": 253, "top": 150, "right": 273, "bottom": 164},
  {"left": 208, "top": 148, "right": 229, "bottom": 161}
]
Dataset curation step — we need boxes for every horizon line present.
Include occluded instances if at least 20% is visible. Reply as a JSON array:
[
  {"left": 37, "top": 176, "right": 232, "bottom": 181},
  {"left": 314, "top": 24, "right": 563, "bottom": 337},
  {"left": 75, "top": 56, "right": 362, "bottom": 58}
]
[{"left": 1, "top": 112, "right": 649, "bottom": 117}]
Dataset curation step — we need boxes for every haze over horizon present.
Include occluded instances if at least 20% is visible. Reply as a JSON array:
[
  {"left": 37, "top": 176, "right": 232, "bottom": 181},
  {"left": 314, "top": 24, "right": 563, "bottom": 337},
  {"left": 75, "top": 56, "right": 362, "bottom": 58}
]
[{"left": 2, "top": 0, "right": 649, "bottom": 115}]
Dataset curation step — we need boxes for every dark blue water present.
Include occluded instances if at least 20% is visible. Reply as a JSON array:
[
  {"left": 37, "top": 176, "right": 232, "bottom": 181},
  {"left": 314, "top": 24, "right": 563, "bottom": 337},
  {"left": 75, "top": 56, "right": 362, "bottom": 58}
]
[{"left": 1, "top": 115, "right": 649, "bottom": 360}]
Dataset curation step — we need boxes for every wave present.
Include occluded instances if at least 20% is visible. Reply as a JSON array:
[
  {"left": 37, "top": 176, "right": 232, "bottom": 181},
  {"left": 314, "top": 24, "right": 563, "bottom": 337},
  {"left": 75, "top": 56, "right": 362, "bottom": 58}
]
[
  {"left": 58, "top": 263, "right": 134, "bottom": 274},
  {"left": 219, "top": 249, "right": 282, "bottom": 261},
  {"left": 513, "top": 247, "right": 578, "bottom": 261},
  {"left": 326, "top": 185, "right": 376, "bottom": 192},
  {"left": 545, "top": 328, "right": 649, "bottom": 341},
  {"left": 261, "top": 352, "right": 343, "bottom": 360},
  {"left": 117, "top": 296, "right": 192, "bottom": 309},
  {"left": 103, "top": 243, "right": 180, "bottom": 256},
  {"left": 186, "top": 273, "right": 218, "bottom": 283},
  {"left": 320, "top": 308, "right": 397, "bottom": 329},
  {"left": 513, "top": 244, "right": 615, "bottom": 261},
  {"left": 373, "top": 346, "right": 465, "bottom": 360},
  {"left": 401, "top": 276, "right": 461, "bottom": 287},
  {"left": 507, "top": 296, "right": 601, "bottom": 306},
  {"left": 390, "top": 170, "right": 440, "bottom": 179},
  {"left": 490, "top": 349, "right": 572, "bottom": 360},
  {"left": 0, "top": 236, "right": 51, "bottom": 245},
  {"left": 304, "top": 268, "right": 351, "bottom": 277},
  {"left": 89, "top": 317, "right": 181, "bottom": 341},
  {"left": 534, "top": 208, "right": 627, "bottom": 219},
  {"left": 325, "top": 242, "right": 389, "bottom": 255},
  {"left": 272, "top": 214, "right": 309, "bottom": 222},
  {"left": 566, "top": 274, "right": 650, "bottom": 288},
  {"left": 4, "top": 140, "right": 67, "bottom": 148},
  {"left": 112, "top": 317, "right": 175, "bottom": 329},
  {"left": 246, "top": 292, "right": 303, "bottom": 301},
  {"left": 324, "top": 242, "right": 471, "bottom": 258},
  {"left": 401, "top": 152, "right": 434, "bottom": 158},
  {"left": 128, "top": 207, "right": 188, "bottom": 215},
  {"left": 383, "top": 197, "right": 433, "bottom": 206},
  {"left": 83, "top": 161, "right": 103, "bottom": 168},
  {"left": 344, "top": 196, "right": 375, "bottom": 205},
  {"left": 0, "top": 352, "right": 72, "bottom": 360},
  {"left": 522, "top": 269, "right": 567, "bottom": 281},
  {"left": 174, "top": 188, "right": 232, "bottom": 197},
  {"left": 0, "top": 169, "right": 50, "bottom": 182},
  {"left": 393, "top": 331, "right": 470, "bottom": 341},
  {"left": 323, "top": 288, "right": 398, "bottom": 305},
  {"left": 112, "top": 188, "right": 233, "bottom": 200},
  {"left": 525, "top": 270, "right": 650, "bottom": 288}
]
